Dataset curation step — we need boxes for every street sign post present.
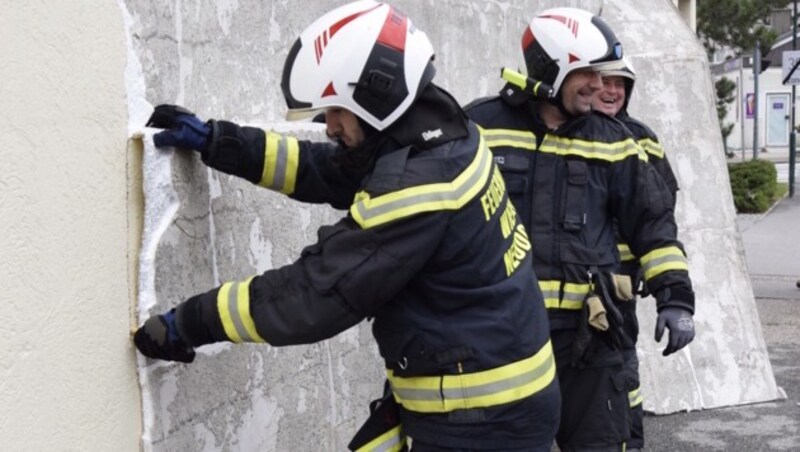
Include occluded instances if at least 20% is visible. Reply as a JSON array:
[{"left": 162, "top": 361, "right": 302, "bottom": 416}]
[
  {"left": 783, "top": 47, "right": 800, "bottom": 197},
  {"left": 782, "top": 50, "right": 800, "bottom": 85}
]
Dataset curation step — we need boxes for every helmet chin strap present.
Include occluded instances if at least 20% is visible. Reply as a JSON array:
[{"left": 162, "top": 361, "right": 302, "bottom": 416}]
[
  {"left": 357, "top": 116, "right": 379, "bottom": 141},
  {"left": 549, "top": 92, "right": 574, "bottom": 121}
]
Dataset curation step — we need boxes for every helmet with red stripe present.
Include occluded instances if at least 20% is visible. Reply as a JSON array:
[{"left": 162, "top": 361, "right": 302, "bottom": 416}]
[
  {"left": 520, "top": 7, "right": 623, "bottom": 95},
  {"left": 281, "top": 0, "right": 435, "bottom": 131}
]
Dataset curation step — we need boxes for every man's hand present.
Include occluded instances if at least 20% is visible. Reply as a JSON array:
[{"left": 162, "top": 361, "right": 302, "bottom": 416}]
[
  {"left": 146, "top": 104, "right": 211, "bottom": 151},
  {"left": 133, "top": 309, "right": 196, "bottom": 363},
  {"left": 654, "top": 307, "right": 695, "bottom": 356}
]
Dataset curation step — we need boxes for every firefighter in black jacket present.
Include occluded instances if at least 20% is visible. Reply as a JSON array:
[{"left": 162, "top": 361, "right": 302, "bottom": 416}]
[
  {"left": 465, "top": 7, "right": 695, "bottom": 452},
  {"left": 133, "top": 1, "right": 560, "bottom": 450},
  {"left": 592, "top": 56, "right": 680, "bottom": 452}
]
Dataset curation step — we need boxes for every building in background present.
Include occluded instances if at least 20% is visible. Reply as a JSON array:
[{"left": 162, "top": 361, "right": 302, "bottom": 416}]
[{"left": 712, "top": 4, "right": 796, "bottom": 156}]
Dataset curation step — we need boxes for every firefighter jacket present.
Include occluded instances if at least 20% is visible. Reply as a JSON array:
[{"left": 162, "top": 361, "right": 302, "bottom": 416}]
[
  {"left": 615, "top": 111, "right": 680, "bottom": 275},
  {"left": 464, "top": 85, "right": 695, "bottom": 330},
  {"left": 172, "top": 86, "right": 559, "bottom": 449}
]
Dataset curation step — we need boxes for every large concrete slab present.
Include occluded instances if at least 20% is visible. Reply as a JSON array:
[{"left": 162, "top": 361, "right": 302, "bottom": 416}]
[
  {"left": 602, "top": 0, "right": 783, "bottom": 414},
  {"left": 123, "top": 0, "right": 782, "bottom": 449}
]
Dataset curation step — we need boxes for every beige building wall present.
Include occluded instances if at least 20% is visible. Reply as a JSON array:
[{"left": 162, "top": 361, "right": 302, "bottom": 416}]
[{"left": 0, "top": 2, "right": 141, "bottom": 451}]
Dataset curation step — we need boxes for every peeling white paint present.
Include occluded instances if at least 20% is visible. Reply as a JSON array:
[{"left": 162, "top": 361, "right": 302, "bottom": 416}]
[{"left": 138, "top": 136, "right": 179, "bottom": 314}]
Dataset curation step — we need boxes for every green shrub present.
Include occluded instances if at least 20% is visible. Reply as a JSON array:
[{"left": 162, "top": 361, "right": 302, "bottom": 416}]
[{"left": 728, "top": 159, "right": 778, "bottom": 213}]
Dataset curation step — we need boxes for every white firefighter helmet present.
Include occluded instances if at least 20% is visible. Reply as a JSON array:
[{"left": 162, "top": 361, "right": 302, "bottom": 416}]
[
  {"left": 281, "top": 0, "right": 435, "bottom": 131},
  {"left": 601, "top": 56, "right": 636, "bottom": 81},
  {"left": 520, "top": 7, "right": 623, "bottom": 95},
  {"left": 600, "top": 56, "right": 636, "bottom": 110}
]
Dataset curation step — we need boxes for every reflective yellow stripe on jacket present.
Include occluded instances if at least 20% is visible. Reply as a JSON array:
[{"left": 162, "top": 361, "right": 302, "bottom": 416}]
[
  {"left": 639, "top": 137, "right": 664, "bottom": 159},
  {"left": 387, "top": 340, "right": 555, "bottom": 413},
  {"left": 539, "top": 280, "right": 591, "bottom": 310},
  {"left": 480, "top": 127, "right": 647, "bottom": 163},
  {"left": 539, "top": 135, "right": 647, "bottom": 163},
  {"left": 351, "top": 135, "right": 493, "bottom": 229},
  {"left": 629, "top": 386, "right": 643, "bottom": 408},
  {"left": 480, "top": 127, "right": 537, "bottom": 150},
  {"left": 640, "top": 246, "right": 689, "bottom": 281},
  {"left": 355, "top": 425, "right": 406, "bottom": 452},
  {"left": 618, "top": 243, "right": 635, "bottom": 262},
  {"left": 260, "top": 131, "right": 299, "bottom": 194},
  {"left": 217, "top": 278, "right": 266, "bottom": 343}
]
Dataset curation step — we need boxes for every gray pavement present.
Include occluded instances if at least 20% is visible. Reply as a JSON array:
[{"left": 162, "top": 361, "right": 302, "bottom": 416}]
[{"left": 643, "top": 195, "right": 800, "bottom": 451}]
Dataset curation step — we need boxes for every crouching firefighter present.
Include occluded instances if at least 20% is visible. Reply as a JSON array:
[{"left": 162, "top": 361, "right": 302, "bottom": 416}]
[{"left": 133, "top": 1, "right": 560, "bottom": 450}]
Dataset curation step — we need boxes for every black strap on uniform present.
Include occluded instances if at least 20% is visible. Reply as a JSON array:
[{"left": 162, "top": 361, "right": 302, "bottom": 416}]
[
  {"left": 348, "top": 381, "right": 405, "bottom": 451},
  {"left": 591, "top": 267, "right": 632, "bottom": 350},
  {"left": 562, "top": 160, "right": 588, "bottom": 231},
  {"left": 573, "top": 268, "right": 633, "bottom": 367}
]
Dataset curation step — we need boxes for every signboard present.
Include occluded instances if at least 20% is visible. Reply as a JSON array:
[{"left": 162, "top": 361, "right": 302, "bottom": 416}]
[
  {"left": 745, "top": 93, "right": 755, "bottom": 118},
  {"left": 782, "top": 50, "right": 800, "bottom": 85}
]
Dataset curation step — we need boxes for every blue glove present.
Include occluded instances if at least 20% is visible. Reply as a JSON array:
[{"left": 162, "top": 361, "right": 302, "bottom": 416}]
[
  {"left": 146, "top": 104, "right": 211, "bottom": 151},
  {"left": 654, "top": 307, "right": 695, "bottom": 356},
  {"left": 133, "top": 309, "right": 196, "bottom": 363}
]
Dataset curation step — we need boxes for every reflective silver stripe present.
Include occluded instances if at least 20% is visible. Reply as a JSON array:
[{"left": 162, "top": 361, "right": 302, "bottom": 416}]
[
  {"left": 483, "top": 129, "right": 537, "bottom": 150},
  {"left": 540, "top": 136, "right": 644, "bottom": 162},
  {"left": 540, "top": 287, "right": 560, "bottom": 300},
  {"left": 392, "top": 355, "right": 552, "bottom": 402},
  {"left": 271, "top": 135, "right": 288, "bottom": 191},
  {"left": 540, "top": 281, "right": 560, "bottom": 309},
  {"left": 374, "top": 436, "right": 402, "bottom": 452},
  {"left": 355, "top": 425, "right": 405, "bottom": 452},
  {"left": 540, "top": 280, "right": 590, "bottom": 310},
  {"left": 260, "top": 132, "right": 298, "bottom": 194},
  {"left": 224, "top": 282, "right": 259, "bottom": 343},
  {"left": 561, "top": 290, "right": 585, "bottom": 305},
  {"left": 351, "top": 138, "right": 492, "bottom": 228},
  {"left": 641, "top": 253, "right": 688, "bottom": 280},
  {"left": 373, "top": 432, "right": 403, "bottom": 452}
]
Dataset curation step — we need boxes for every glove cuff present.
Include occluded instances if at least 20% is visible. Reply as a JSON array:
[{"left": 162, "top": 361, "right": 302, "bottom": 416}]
[
  {"left": 175, "top": 290, "right": 229, "bottom": 347},
  {"left": 203, "top": 119, "right": 244, "bottom": 175},
  {"left": 655, "top": 286, "right": 695, "bottom": 315}
]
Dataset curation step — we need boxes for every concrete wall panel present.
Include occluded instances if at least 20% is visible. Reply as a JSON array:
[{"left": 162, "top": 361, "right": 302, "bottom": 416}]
[
  {"left": 602, "top": 0, "right": 783, "bottom": 413},
  {"left": 125, "top": 0, "right": 782, "bottom": 449}
]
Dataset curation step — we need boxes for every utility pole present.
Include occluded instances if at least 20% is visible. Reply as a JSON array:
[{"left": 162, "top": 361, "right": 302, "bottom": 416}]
[
  {"left": 740, "top": 58, "right": 746, "bottom": 161},
  {"left": 791, "top": 1, "right": 797, "bottom": 197},
  {"left": 753, "top": 40, "right": 760, "bottom": 160}
]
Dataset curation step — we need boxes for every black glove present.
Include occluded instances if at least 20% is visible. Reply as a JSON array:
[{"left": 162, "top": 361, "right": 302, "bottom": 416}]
[
  {"left": 146, "top": 104, "right": 211, "bottom": 151},
  {"left": 654, "top": 307, "right": 695, "bottom": 356},
  {"left": 133, "top": 308, "right": 196, "bottom": 363}
]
